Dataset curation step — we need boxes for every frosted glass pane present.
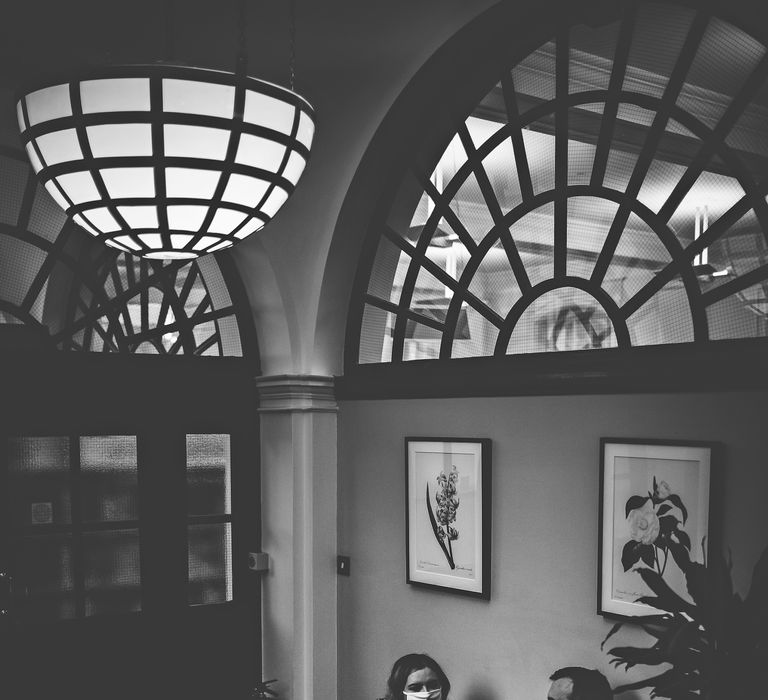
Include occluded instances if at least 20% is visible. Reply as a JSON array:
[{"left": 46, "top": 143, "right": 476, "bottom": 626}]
[
  {"left": 73, "top": 214, "right": 100, "bottom": 236},
  {"left": 282, "top": 151, "right": 306, "bottom": 185},
  {"left": 165, "top": 168, "right": 220, "bottom": 198},
  {"left": 222, "top": 174, "right": 268, "bottom": 206},
  {"left": 24, "top": 142, "right": 43, "bottom": 172},
  {"left": 15, "top": 535, "right": 75, "bottom": 622},
  {"left": 57, "top": 171, "right": 99, "bottom": 204},
  {"left": 234, "top": 218, "right": 263, "bottom": 238},
  {"left": 164, "top": 124, "right": 230, "bottom": 159},
  {"left": 83, "top": 529, "right": 142, "bottom": 616},
  {"left": 80, "top": 78, "right": 151, "bottom": 113},
  {"left": 100, "top": 167, "right": 155, "bottom": 198},
  {"left": 168, "top": 205, "right": 209, "bottom": 231},
  {"left": 117, "top": 205, "right": 158, "bottom": 228},
  {"left": 8, "top": 436, "right": 71, "bottom": 526},
  {"left": 138, "top": 233, "right": 163, "bottom": 249},
  {"left": 208, "top": 208, "right": 246, "bottom": 234},
  {"left": 235, "top": 133, "right": 285, "bottom": 170},
  {"left": 36, "top": 129, "right": 83, "bottom": 165},
  {"left": 83, "top": 207, "right": 120, "bottom": 233},
  {"left": 44, "top": 181, "right": 70, "bottom": 212},
  {"left": 80, "top": 435, "right": 138, "bottom": 522},
  {"left": 87, "top": 123, "right": 153, "bottom": 158},
  {"left": 193, "top": 235, "right": 219, "bottom": 251},
  {"left": 25, "top": 84, "right": 72, "bottom": 126},
  {"left": 163, "top": 79, "right": 235, "bottom": 118},
  {"left": 186, "top": 434, "right": 231, "bottom": 515},
  {"left": 171, "top": 233, "right": 194, "bottom": 248},
  {"left": 188, "top": 523, "right": 232, "bottom": 606},
  {"left": 115, "top": 235, "right": 142, "bottom": 251},
  {"left": 261, "top": 187, "right": 288, "bottom": 218},
  {"left": 243, "top": 91, "right": 294, "bottom": 134},
  {"left": 296, "top": 111, "right": 314, "bottom": 148}
]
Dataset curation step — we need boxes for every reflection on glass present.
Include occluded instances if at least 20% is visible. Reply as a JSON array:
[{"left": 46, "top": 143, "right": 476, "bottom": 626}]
[
  {"left": 188, "top": 523, "right": 232, "bottom": 606},
  {"left": 366, "top": 5, "right": 768, "bottom": 364},
  {"left": 186, "top": 434, "right": 231, "bottom": 516},
  {"left": 8, "top": 436, "right": 71, "bottom": 526},
  {"left": 82, "top": 529, "right": 141, "bottom": 617},
  {"left": 15, "top": 535, "right": 75, "bottom": 622},
  {"left": 80, "top": 435, "right": 138, "bottom": 522}
]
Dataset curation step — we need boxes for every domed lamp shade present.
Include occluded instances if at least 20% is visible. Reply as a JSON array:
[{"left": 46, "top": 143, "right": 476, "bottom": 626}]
[{"left": 16, "top": 64, "right": 315, "bottom": 259}]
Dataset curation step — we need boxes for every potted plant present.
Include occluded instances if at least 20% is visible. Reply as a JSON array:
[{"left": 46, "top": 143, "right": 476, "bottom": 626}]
[{"left": 602, "top": 543, "right": 768, "bottom": 699}]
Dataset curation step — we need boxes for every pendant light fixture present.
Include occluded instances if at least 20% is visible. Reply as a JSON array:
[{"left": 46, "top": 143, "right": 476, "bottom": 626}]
[{"left": 15, "top": 0, "right": 314, "bottom": 259}]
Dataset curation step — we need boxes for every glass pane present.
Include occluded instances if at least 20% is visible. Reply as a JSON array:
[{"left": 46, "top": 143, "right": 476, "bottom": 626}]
[
  {"left": 186, "top": 434, "right": 231, "bottom": 516},
  {"left": 508, "top": 287, "right": 617, "bottom": 354},
  {"left": 7, "top": 436, "right": 71, "bottom": 526},
  {"left": 13, "top": 534, "right": 75, "bottom": 622},
  {"left": 83, "top": 528, "right": 141, "bottom": 617},
  {"left": 80, "top": 435, "right": 138, "bottom": 522},
  {"left": 188, "top": 523, "right": 232, "bottom": 606}
]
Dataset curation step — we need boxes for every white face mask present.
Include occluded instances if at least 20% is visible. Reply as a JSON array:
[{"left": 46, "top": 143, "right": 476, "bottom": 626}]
[{"left": 405, "top": 690, "right": 442, "bottom": 700}]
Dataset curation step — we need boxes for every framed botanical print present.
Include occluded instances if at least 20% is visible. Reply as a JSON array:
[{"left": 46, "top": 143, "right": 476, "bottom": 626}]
[
  {"left": 598, "top": 438, "right": 717, "bottom": 618},
  {"left": 405, "top": 437, "right": 491, "bottom": 599}
]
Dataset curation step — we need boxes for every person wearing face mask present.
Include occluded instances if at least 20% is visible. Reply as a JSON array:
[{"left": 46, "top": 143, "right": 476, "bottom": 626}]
[{"left": 377, "top": 652, "right": 450, "bottom": 700}]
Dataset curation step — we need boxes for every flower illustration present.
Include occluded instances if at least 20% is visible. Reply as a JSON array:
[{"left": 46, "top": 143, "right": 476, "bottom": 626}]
[
  {"left": 426, "top": 465, "right": 460, "bottom": 569},
  {"left": 627, "top": 502, "right": 660, "bottom": 545},
  {"left": 621, "top": 475, "right": 691, "bottom": 577}
]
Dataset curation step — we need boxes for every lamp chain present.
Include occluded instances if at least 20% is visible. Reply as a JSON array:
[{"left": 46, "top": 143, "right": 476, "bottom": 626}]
[
  {"left": 164, "top": 0, "right": 176, "bottom": 62},
  {"left": 237, "top": 0, "right": 248, "bottom": 76},
  {"left": 289, "top": 0, "right": 296, "bottom": 91}
]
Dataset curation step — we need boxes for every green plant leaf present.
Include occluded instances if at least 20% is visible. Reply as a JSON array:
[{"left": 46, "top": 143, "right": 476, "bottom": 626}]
[
  {"left": 607, "top": 644, "right": 673, "bottom": 667},
  {"left": 626, "top": 494, "right": 650, "bottom": 517},
  {"left": 637, "top": 568, "right": 698, "bottom": 618},
  {"left": 611, "top": 668, "right": 679, "bottom": 694},
  {"left": 622, "top": 539, "right": 642, "bottom": 571},
  {"left": 657, "top": 503, "right": 673, "bottom": 516}
]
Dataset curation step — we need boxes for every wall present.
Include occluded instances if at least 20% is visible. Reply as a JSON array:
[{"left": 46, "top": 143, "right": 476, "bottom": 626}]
[{"left": 337, "top": 390, "right": 768, "bottom": 700}]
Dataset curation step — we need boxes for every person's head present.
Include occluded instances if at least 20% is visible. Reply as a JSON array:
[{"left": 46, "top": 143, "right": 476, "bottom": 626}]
[
  {"left": 385, "top": 653, "right": 450, "bottom": 700},
  {"left": 548, "top": 667, "right": 612, "bottom": 700}
]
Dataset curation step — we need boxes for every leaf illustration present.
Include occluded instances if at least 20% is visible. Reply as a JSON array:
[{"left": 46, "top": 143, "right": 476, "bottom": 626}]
[
  {"left": 622, "top": 539, "right": 642, "bottom": 571},
  {"left": 666, "top": 494, "right": 688, "bottom": 524},
  {"left": 626, "top": 494, "right": 650, "bottom": 517},
  {"left": 425, "top": 483, "right": 454, "bottom": 569}
]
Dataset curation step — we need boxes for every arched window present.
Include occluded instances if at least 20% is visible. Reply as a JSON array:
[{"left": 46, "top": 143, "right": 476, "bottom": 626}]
[
  {"left": 351, "top": 2, "right": 768, "bottom": 371},
  {"left": 0, "top": 147, "right": 253, "bottom": 357}
]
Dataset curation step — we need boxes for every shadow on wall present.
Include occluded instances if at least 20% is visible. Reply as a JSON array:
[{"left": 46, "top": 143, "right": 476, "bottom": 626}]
[{"left": 465, "top": 682, "right": 500, "bottom": 700}]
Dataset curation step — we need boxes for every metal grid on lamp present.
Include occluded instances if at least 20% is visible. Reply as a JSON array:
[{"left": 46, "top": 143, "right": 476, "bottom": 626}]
[{"left": 16, "top": 64, "right": 314, "bottom": 259}]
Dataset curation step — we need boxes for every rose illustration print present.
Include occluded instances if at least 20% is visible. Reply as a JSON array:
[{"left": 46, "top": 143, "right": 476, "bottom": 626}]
[{"left": 623, "top": 477, "right": 691, "bottom": 577}]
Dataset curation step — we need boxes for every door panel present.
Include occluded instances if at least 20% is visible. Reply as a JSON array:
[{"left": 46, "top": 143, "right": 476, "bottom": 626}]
[{"left": 0, "top": 352, "right": 260, "bottom": 700}]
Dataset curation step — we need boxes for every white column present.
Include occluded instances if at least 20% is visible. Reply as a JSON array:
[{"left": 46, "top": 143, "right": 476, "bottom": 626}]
[{"left": 257, "top": 375, "right": 338, "bottom": 700}]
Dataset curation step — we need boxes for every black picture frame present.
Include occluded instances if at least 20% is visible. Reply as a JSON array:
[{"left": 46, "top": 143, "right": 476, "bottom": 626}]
[
  {"left": 598, "top": 437, "right": 718, "bottom": 619},
  {"left": 405, "top": 437, "right": 491, "bottom": 599}
]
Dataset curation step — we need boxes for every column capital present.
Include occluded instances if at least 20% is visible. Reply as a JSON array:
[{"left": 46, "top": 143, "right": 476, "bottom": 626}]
[{"left": 255, "top": 374, "right": 337, "bottom": 413}]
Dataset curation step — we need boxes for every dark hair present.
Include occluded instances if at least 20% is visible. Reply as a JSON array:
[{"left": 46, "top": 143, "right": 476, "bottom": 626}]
[
  {"left": 549, "top": 667, "right": 612, "bottom": 700},
  {"left": 384, "top": 653, "right": 451, "bottom": 699}
]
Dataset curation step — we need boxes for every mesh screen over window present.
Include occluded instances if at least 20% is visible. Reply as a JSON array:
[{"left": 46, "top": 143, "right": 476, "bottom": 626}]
[
  {"left": 356, "top": 1, "right": 768, "bottom": 364},
  {"left": 0, "top": 149, "right": 248, "bottom": 356}
]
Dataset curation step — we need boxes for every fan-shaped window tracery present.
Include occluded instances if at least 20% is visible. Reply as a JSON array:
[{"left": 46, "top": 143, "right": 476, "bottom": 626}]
[
  {"left": 0, "top": 147, "right": 251, "bottom": 356},
  {"left": 354, "top": 2, "right": 768, "bottom": 365}
]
